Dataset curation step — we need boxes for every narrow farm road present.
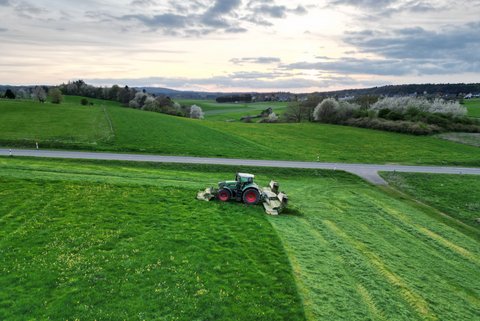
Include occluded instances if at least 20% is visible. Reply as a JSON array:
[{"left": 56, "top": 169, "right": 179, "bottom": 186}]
[{"left": 1, "top": 148, "right": 480, "bottom": 185}]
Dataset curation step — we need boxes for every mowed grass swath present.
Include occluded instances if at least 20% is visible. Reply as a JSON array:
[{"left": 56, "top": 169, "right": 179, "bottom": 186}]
[
  {"left": 0, "top": 158, "right": 305, "bottom": 321},
  {"left": 2, "top": 97, "right": 480, "bottom": 166},
  {"left": 381, "top": 172, "right": 480, "bottom": 229},
  {"left": 267, "top": 171, "right": 480, "bottom": 321},
  {"left": 1, "top": 157, "right": 479, "bottom": 321}
]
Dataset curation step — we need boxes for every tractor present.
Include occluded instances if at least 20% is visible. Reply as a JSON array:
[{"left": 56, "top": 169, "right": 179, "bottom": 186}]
[{"left": 197, "top": 173, "right": 288, "bottom": 215}]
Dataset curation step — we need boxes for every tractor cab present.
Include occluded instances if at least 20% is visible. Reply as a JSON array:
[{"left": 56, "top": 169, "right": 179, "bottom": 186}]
[{"left": 235, "top": 173, "right": 254, "bottom": 185}]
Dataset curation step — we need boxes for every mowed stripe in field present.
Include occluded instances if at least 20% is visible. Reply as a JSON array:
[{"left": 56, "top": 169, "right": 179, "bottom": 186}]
[{"left": 269, "top": 176, "right": 480, "bottom": 321}]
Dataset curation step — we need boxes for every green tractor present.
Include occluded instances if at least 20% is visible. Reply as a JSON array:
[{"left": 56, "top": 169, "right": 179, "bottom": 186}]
[{"left": 197, "top": 173, "right": 288, "bottom": 215}]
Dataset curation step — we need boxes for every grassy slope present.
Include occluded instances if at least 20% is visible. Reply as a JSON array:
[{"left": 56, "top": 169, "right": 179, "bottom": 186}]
[
  {"left": 465, "top": 98, "right": 480, "bottom": 117},
  {"left": 381, "top": 172, "right": 480, "bottom": 228},
  {"left": 1, "top": 157, "right": 479, "bottom": 321},
  {"left": 0, "top": 97, "right": 112, "bottom": 146},
  {"left": 0, "top": 158, "right": 304, "bottom": 321},
  {"left": 2, "top": 97, "right": 480, "bottom": 165},
  {"left": 107, "top": 105, "right": 480, "bottom": 165}
]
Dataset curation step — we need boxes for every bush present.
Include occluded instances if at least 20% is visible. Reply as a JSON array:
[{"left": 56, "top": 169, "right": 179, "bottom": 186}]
[
  {"left": 80, "top": 98, "right": 89, "bottom": 106},
  {"left": 313, "top": 98, "right": 339, "bottom": 122},
  {"left": 49, "top": 88, "right": 63, "bottom": 104},
  {"left": 342, "top": 118, "right": 442, "bottom": 135},
  {"left": 378, "top": 108, "right": 391, "bottom": 119},
  {"left": 313, "top": 99, "right": 360, "bottom": 123},
  {"left": 371, "top": 96, "right": 466, "bottom": 116}
]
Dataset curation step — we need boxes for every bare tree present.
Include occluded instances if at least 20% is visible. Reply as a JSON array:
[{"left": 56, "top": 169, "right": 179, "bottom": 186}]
[{"left": 32, "top": 86, "right": 47, "bottom": 103}]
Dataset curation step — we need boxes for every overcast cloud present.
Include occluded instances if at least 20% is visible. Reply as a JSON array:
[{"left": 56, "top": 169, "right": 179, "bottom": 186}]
[{"left": 0, "top": 0, "right": 479, "bottom": 91}]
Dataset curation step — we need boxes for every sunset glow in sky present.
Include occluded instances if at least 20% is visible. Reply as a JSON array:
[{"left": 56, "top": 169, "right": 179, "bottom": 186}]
[{"left": 1, "top": 0, "right": 479, "bottom": 92}]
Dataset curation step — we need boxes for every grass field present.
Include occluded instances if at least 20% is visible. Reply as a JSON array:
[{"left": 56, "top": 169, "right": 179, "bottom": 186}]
[
  {"left": 1, "top": 97, "right": 480, "bottom": 165},
  {"left": 177, "top": 99, "right": 288, "bottom": 121},
  {"left": 0, "top": 97, "right": 113, "bottom": 147},
  {"left": 465, "top": 98, "right": 480, "bottom": 117},
  {"left": 1, "top": 157, "right": 479, "bottom": 320},
  {"left": 381, "top": 172, "right": 480, "bottom": 229},
  {"left": 0, "top": 158, "right": 305, "bottom": 320}
]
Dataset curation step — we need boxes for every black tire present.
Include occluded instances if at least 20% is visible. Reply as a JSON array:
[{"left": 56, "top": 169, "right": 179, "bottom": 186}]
[
  {"left": 217, "top": 188, "right": 231, "bottom": 202},
  {"left": 242, "top": 188, "right": 260, "bottom": 205}
]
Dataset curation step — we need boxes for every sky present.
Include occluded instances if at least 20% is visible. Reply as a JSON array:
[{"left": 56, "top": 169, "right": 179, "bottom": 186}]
[{"left": 0, "top": 0, "right": 479, "bottom": 92}]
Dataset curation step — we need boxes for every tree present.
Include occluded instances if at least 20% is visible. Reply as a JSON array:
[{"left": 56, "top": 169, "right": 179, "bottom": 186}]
[
  {"left": 109, "top": 85, "right": 120, "bottom": 101},
  {"left": 129, "top": 92, "right": 148, "bottom": 109},
  {"left": 4, "top": 89, "right": 15, "bottom": 99},
  {"left": 190, "top": 105, "right": 204, "bottom": 119},
  {"left": 142, "top": 96, "right": 161, "bottom": 112},
  {"left": 283, "top": 102, "right": 304, "bottom": 122},
  {"left": 16, "top": 88, "right": 30, "bottom": 99},
  {"left": 49, "top": 87, "right": 63, "bottom": 104},
  {"left": 33, "top": 86, "right": 47, "bottom": 103}
]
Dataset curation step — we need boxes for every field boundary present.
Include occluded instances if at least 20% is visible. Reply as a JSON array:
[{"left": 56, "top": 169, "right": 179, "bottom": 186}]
[{"left": 1, "top": 148, "right": 480, "bottom": 185}]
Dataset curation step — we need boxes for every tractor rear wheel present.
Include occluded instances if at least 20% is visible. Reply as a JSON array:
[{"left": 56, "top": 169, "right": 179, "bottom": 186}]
[
  {"left": 217, "top": 189, "right": 231, "bottom": 202},
  {"left": 242, "top": 188, "right": 260, "bottom": 205}
]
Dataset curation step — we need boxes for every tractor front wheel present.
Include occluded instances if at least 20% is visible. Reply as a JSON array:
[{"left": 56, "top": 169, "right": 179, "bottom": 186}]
[
  {"left": 217, "top": 189, "right": 231, "bottom": 202},
  {"left": 242, "top": 188, "right": 260, "bottom": 205}
]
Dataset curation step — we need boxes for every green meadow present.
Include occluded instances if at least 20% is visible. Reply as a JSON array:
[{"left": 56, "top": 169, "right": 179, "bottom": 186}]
[
  {"left": 177, "top": 99, "right": 288, "bottom": 121},
  {"left": 1, "top": 97, "right": 480, "bottom": 166},
  {"left": 465, "top": 98, "right": 480, "bottom": 117},
  {"left": 382, "top": 172, "right": 480, "bottom": 229},
  {"left": 0, "top": 157, "right": 479, "bottom": 320}
]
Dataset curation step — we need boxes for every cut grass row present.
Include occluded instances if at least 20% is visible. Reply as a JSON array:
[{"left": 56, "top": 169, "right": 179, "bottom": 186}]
[
  {"left": 1, "top": 97, "right": 480, "bottom": 166},
  {"left": 269, "top": 172, "right": 480, "bottom": 321},
  {"left": 1, "top": 157, "right": 479, "bottom": 320}
]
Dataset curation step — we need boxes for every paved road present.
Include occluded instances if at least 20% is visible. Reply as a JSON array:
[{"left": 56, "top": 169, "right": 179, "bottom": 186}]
[{"left": 2, "top": 148, "right": 480, "bottom": 185}]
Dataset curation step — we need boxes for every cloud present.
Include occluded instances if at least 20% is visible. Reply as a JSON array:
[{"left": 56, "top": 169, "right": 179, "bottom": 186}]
[
  {"left": 284, "top": 53, "right": 480, "bottom": 76},
  {"left": 94, "top": 1, "right": 311, "bottom": 37},
  {"left": 344, "top": 22, "right": 480, "bottom": 61},
  {"left": 0, "top": 0, "right": 10, "bottom": 6},
  {"left": 0, "top": 27, "right": 8, "bottom": 32},
  {"left": 123, "top": 13, "right": 188, "bottom": 30},
  {"left": 285, "top": 58, "right": 414, "bottom": 76},
  {"left": 84, "top": 73, "right": 373, "bottom": 91},
  {"left": 247, "top": 2, "right": 308, "bottom": 19},
  {"left": 329, "top": 0, "right": 450, "bottom": 18},
  {"left": 14, "top": 1, "right": 48, "bottom": 18},
  {"left": 206, "top": 0, "right": 241, "bottom": 15},
  {"left": 130, "top": 0, "right": 157, "bottom": 6},
  {"left": 230, "top": 57, "right": 281, "bottom": 65}
]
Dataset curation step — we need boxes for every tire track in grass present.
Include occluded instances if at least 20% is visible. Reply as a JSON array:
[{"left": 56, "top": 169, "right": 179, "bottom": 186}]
[
  {"left": 362, "top": 193, "right": 480, "bottom": 265},
  {"left": 270, "top": 216, "right": 386, "bottom": 321},
  {"left": 351, "top": 218, "right": 480, "bottom": 313},
  {"left": 356, "top": 284, "right": 387, "bottom": 321},
  {"left": 323, "top": 220, "right": 437, "bottom": 321},
  {"left": 286, "top": 180, "right": 479, "bottom": 319},
  {"left": 338, "top": 191, "right": 480, "bottom": 317}
]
